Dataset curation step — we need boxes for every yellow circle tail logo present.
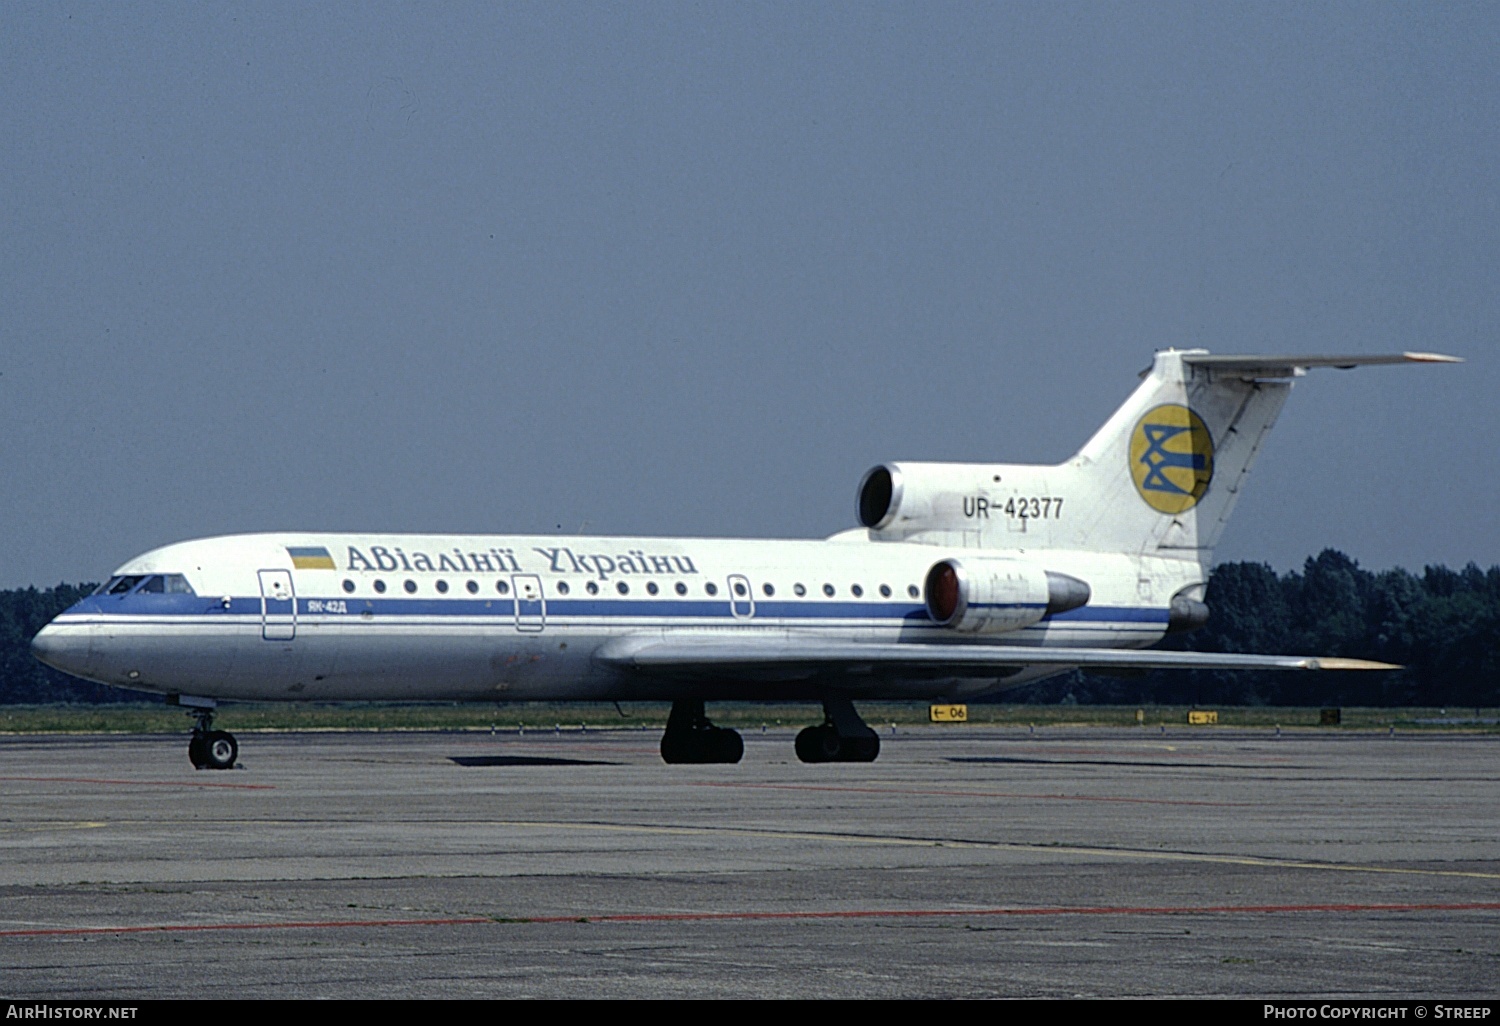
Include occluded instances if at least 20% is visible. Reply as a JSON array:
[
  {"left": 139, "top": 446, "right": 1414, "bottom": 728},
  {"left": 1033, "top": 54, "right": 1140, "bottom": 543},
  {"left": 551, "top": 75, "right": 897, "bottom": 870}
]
[{"left": 1129, "top": 404, "right": 1214, "bottom": 513}]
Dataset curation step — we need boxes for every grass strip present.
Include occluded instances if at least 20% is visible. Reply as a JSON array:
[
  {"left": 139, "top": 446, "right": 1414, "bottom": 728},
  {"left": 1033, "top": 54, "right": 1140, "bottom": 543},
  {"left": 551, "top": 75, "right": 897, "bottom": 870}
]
[{"left": 1, "top": 702, "right": 1495, "bottom": 735}]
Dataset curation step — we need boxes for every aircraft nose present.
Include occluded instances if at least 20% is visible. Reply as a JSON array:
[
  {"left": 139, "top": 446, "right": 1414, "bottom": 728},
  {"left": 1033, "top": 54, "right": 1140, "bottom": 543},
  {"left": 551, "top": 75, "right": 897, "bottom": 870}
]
[{"left": 31, "top": 622, "right": 94, "bottom": 678}]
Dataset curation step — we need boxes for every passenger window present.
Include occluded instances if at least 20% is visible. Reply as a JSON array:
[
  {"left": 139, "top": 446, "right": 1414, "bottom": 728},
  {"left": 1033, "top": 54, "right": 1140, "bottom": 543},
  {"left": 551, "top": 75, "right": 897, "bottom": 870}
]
[
  {"left": 733, "top": 581, "right": 747, "bottom": 597},
  {"left": 646, "top": 582, "right": 659, "bottom": 595},
  {"left": 435, "top": 580, "right": 449, "bottom": 594},
  {"left": 404, "top": 580, "right": 417, "bottom": 594},
  {"left": 879, "top": 584, "right": 891, "bottom": 598},
  {"left": 908, "top": 585, "right": 920, "bottom": 598},
  {"left": 586, "top": 582, "right": 599, "bottom": 595},
  {"left": 466, "top": 580, "right": 479, "bottom": 594},
  {"left": 374, "top": 580, "right": 387, "bottom": 594},
  {"left": 794, "top": 583, "right": 806, "bottom": 597},
  {"left": 851, "top": 584, "right": 863, "bottom": 597},
  {"left": 617, "top": 582, "right": 630, "bottom": 595},
  {"left": 763, "top": 583, "right": 775, "bottom": 597},
  {"left": 675, "top": 582, "right": 687, "bottom": 596},
  {"left": 557, "top": 581, "right": 570, "bottom": 595},
  {"left": 823, "top": 584, "right": 835, "bottom": 597},
  {"left": 705, "top": 582, "right": 718, "bottom": 596},
  {"left": 496, "top": 581, "right": 510, "bottom": 595}
]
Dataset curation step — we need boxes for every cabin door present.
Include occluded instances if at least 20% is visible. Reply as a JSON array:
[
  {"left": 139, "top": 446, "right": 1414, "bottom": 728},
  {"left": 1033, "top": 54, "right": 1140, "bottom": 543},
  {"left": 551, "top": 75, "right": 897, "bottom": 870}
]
[
  {"left": 512, "top": 574, "right": 546, "bottom": 633},
  {"left": 258, "top": 569, "right": 296, "bottom": 641},
  {"left": 727, "top": 574, "right": 755, "bottom": 619}
]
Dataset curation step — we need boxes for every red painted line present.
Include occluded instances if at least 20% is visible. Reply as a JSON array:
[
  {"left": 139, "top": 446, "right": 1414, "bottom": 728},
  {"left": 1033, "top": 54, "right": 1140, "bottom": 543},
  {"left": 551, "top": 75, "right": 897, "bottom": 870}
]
[
  {"left": 8, "top": 902, "right": 1497, "bottom": 938},
  {"left": 0, "top": 775, "right": 273, "bottom": 791},
  {"left": 690, "top": 781, "right": 1247, "bottom": 807}
]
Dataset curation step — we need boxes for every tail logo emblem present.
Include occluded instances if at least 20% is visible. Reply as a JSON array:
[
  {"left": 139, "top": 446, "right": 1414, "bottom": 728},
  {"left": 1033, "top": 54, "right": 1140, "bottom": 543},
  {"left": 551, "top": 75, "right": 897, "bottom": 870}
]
[{"left": 1129, "top": 404, "right": 1214, "bottom": 513}]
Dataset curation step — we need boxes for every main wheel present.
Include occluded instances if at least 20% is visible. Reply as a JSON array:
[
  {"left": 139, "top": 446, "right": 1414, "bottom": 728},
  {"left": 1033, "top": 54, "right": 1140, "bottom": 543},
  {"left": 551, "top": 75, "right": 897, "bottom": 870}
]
[
  {"left": 841, "top": 734, "right": 880, "bottom": 762},
  {"left": 795, "top": 725, "right": 841, "bottom": 763},
  {"left": 202, "top": 730, "right": 238, "bottom": 770},
  {"left": 662, "top": 728, "right": 743, "bottom": 764},
  {"left": 187, "top": 734, "right": 208, "bottom": 770},
  {"left": 661, "top": 732, "right": 697, "bottom": 764},
  {"left": 661, "top": 731, "right": 717, "bottom": 764},
  {"left": 712, "top": 728, "right": 744, "bottom": 764}
]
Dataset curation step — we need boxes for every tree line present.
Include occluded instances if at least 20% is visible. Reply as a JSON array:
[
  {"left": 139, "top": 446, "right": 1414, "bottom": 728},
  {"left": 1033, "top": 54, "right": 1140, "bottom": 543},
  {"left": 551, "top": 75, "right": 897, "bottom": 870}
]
[
  {"left": 4, "top": 549, "right": 1497, "bottom": 706},
  {"left": 1011, "top": 550, "right": 1500, "bottom": 707},
  {"left": 0, "top": 583, "right": 126, "bottom": 702}
]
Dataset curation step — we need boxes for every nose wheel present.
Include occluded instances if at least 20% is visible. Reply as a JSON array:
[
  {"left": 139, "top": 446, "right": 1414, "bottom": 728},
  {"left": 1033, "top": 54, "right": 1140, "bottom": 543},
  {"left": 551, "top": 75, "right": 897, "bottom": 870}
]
[
  {"left": 189, "top": 729, "right": 239, "bottom": 770},
  {"left": 184, "top": 705, "right": 239, "bottom": 770}
]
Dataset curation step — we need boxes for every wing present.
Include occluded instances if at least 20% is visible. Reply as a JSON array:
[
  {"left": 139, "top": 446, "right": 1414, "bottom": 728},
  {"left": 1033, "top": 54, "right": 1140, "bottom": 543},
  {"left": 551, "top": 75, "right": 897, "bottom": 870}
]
[{"left": 596, "top": 634, "right": 1398, "bottom": 675}]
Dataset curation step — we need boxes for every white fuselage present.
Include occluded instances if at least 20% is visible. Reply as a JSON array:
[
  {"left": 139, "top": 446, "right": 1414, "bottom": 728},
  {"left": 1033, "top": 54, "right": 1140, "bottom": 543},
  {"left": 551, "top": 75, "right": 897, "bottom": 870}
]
[
  {"left": 34, "top": 530, "right": 1185, "bottom": 704},
  {"left": 34, "top": 350, "right": 1454, "bottom": 727}
]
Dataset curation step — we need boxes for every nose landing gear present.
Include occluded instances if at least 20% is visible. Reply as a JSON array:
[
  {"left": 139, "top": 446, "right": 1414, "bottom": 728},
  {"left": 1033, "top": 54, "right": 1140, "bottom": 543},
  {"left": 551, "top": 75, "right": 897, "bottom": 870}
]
[
  {"left": 176, "top": 698, "right": 239, "bottom": 770},
  {"left": 189, "top": 727, "right": 239, "bottom": 771}
]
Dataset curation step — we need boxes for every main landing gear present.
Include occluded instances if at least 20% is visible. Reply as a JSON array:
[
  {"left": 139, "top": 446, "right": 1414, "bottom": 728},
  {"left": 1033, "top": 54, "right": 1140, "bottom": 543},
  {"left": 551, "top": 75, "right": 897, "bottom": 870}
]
[
  {"left": 795, "top": 697, "right": 880, "bottom": 763},
  {"left": 660, "top": 699, "right": 743, "bottom": 764},
  {"left": 180, "top": 701, "right": 238, "bottom": 771}
]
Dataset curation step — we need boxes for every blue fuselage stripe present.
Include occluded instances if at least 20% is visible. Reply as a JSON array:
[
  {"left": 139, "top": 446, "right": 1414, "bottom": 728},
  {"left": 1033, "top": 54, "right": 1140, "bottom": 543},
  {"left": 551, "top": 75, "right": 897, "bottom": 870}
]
[{"left": 62, "top": 594, "right": 1170, "bottom": 626}]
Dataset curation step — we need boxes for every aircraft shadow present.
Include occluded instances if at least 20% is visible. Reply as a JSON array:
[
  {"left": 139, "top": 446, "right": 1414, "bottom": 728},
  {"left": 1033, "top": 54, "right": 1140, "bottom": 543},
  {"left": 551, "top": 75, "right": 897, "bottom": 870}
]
[{"left": 449, "top": 755, "right": 620, "bottom": 767}]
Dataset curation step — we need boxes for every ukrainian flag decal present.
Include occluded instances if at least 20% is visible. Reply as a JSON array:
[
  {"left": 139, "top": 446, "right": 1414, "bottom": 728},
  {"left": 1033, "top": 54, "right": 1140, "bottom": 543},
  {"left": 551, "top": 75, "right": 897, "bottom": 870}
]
[
  {"left": 1129, "top": 404, "right": 1214, "bottom": 513},
  {"left": 287, "top": 546, "right": 337, "bottom": 570}
]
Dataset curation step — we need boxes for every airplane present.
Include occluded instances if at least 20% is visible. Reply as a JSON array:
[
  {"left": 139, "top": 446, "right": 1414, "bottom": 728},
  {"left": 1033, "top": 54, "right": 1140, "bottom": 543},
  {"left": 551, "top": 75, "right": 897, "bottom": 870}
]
[{"left": 31, "top": 348, "right": 1459, "bottom": 770}]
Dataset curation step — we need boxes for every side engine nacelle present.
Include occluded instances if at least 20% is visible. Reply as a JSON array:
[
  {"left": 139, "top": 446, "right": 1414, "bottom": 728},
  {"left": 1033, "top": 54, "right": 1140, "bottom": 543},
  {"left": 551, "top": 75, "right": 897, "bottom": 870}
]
[{"left": 924, "top": 557, "right": 1091, "bottom": 634}]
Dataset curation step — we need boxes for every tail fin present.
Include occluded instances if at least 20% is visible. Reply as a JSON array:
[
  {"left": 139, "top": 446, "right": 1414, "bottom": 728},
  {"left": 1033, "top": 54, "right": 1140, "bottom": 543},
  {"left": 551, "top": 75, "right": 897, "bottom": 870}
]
[
  {"left": 859, "top": 350, "right": 1456, "bottom": 564},
  {"left": 1061, "top": 349, "right": 1458, "bottom": 559}
]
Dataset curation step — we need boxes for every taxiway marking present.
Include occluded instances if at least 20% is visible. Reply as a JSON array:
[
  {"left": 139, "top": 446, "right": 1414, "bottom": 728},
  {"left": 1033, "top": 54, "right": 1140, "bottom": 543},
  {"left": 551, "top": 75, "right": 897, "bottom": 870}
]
[
  {"left": 6, "top": 902, "right": 1499, "bottom": 939},
  {"left": 690, "top": 781, "right": 1251, "bottom": 807},
  {"left": 0, "top": 775, "right": 273, "bottom": 790},
  {"left": 479, "top": 819, "right": 1500, "bottom": 881}
]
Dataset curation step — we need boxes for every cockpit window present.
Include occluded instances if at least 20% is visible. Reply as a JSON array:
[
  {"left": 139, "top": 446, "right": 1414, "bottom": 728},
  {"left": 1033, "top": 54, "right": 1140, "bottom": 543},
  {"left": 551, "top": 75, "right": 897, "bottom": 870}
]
[{"left": 97, "top": 573, "right": 195, "bottom": 596}]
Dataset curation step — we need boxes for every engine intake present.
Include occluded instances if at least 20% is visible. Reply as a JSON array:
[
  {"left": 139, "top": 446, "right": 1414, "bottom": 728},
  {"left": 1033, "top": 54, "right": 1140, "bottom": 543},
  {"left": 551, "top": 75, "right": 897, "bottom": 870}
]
[
  {"left": 857, "top": 465, "right": 902, "bottom": 530},
  {"left": 856, "top": 460, "right": 1026, "bottom": 540},
  {"left": 925, "top": 558, "right": 1091, "bottom": 634}
]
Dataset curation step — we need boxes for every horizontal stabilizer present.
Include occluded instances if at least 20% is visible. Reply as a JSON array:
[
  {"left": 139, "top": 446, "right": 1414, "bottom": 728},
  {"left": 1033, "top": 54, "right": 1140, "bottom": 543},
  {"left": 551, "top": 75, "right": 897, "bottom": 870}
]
[
  {"left": 597, "top": 635, "right": 1399, "bottom": 673},
  {"left": 1181, "top": 352, "right": 1462, "bottom": 378}
]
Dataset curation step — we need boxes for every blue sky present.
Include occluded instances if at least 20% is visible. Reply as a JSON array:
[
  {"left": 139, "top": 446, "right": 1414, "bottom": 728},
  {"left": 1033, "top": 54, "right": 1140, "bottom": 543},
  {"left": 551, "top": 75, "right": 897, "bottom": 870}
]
[{"left": 2, "top": 2, "right": 1496, "bottom": 587}]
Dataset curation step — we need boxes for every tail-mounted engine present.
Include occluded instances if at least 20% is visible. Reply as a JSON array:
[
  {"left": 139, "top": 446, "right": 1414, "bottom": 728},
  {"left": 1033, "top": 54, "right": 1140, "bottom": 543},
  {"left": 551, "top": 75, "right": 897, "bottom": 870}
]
[
  {"left": 859, "top": 463, "right": 984, "bottom": 534},
  {"left": 925, "top": 557, "right": 1091, "bottom": 634},
  {"left": 858, "top": 461, "right": 1050, "bottom": 544}
]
